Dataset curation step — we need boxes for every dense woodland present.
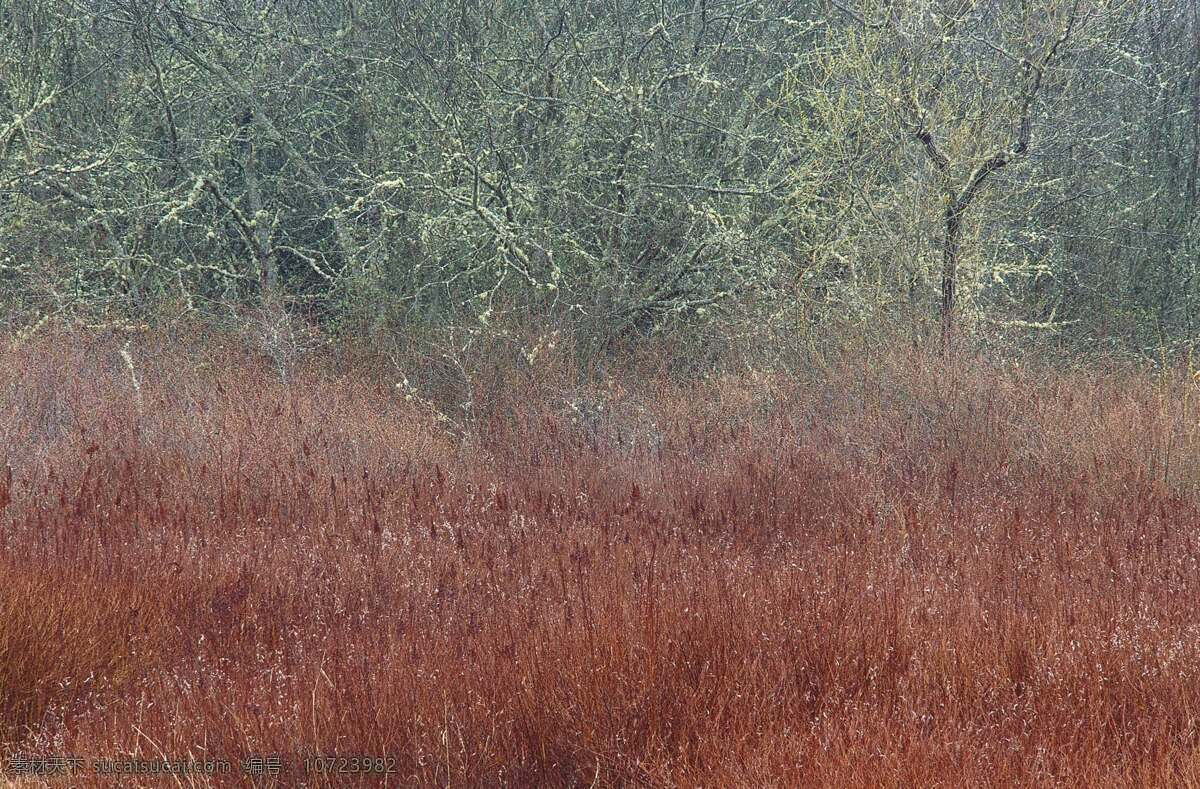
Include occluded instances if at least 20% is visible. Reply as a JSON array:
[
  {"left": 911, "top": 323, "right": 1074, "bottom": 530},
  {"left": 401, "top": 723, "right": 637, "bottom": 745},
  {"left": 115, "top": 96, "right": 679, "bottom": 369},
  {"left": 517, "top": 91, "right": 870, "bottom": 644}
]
[{"left": 2, "top": 0, "right": 1198, "bottom": 356}]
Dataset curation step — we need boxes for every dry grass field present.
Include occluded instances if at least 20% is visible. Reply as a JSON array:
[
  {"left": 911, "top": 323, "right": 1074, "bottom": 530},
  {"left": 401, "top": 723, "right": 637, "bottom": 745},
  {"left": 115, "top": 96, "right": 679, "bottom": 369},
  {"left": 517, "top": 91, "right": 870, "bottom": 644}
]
[{"left": 5, "top": 327, "right": 1200, "bottom": 786}]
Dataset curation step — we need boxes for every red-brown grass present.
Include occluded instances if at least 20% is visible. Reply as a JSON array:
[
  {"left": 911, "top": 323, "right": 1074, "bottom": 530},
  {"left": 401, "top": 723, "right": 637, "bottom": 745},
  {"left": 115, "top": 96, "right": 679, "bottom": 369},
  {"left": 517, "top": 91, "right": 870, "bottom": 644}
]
[{"left": 4, "top": 325, "right": 1200, "bottom": 786}]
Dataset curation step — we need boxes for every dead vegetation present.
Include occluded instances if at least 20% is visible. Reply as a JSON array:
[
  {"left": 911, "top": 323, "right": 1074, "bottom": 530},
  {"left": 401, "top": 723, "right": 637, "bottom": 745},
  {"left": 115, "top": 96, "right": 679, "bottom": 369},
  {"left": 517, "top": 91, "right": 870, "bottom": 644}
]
[{"left": 4, "top": 327, "right": 1200, "bottom": 786}]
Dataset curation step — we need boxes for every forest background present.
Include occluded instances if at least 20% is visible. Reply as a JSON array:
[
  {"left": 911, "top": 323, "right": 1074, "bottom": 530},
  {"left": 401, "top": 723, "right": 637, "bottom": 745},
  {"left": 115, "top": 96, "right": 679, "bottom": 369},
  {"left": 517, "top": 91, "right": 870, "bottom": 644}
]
[{"left": 3, "top": 0, "right": 1198, "bottom": 368}]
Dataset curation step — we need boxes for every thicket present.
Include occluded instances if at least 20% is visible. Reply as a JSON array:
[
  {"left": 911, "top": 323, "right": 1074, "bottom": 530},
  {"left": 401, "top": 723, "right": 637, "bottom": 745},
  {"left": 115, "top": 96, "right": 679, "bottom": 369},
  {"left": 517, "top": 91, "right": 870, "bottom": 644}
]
[{"left": 2, "top": 0, "right": 1198, "bottom": 355}]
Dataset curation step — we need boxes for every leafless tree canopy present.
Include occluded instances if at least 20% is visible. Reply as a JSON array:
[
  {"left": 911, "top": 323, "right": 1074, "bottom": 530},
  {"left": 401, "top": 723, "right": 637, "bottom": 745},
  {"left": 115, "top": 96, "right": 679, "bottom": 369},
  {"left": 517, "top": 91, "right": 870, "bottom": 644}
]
[{"left": 2, "top": 0, "right": 1198, "bottom": 350}]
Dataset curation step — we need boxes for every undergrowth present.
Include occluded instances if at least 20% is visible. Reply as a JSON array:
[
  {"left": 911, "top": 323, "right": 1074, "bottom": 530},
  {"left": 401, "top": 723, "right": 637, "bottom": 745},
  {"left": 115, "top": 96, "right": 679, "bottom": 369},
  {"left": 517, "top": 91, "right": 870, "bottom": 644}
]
[{"left": 3, "top": 325, "right": 1200, "bottom": 786}]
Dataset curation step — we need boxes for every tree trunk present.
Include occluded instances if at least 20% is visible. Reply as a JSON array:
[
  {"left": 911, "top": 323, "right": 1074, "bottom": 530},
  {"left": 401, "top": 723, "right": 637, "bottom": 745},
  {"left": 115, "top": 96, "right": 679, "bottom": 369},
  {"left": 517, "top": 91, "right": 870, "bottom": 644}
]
[
  {"left": 241, "top": 134, "right": 278, "bottom": 304},
  {"left": 941, "top": 197, "right": 963, "bottom": 352}
]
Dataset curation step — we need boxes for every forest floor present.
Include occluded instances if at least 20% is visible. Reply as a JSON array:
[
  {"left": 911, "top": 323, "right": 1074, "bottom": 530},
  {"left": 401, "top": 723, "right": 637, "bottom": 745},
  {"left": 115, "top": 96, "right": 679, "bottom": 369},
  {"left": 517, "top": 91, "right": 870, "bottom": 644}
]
[{"left": 4, "top": 327, "right": 1200, "bottom": 787}]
